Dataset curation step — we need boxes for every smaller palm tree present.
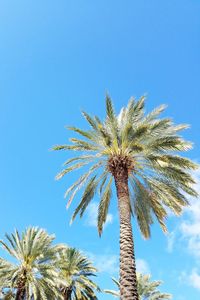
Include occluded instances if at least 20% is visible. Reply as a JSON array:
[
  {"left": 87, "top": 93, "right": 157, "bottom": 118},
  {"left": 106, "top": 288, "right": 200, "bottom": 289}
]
[
  {"left": 0, "top": 227, "right": 64, "bottom": 300},
  {"left": 105, "top": 274, "right": 172, "bottom": 300},
  {"left": 55, "top": 247, "right": 100, "bottom": 300},
  {"left": 137, "top": 273, "right": 171, "bottom": 300}
]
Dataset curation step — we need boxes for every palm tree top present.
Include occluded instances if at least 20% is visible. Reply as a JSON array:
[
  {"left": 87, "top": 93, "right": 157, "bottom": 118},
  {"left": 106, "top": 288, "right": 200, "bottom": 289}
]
[
  {"left": 56, "top": 246, "right": 100, "bottom": 300},
  {"left": 105, "top": 273, "right": 172, "bottom": 299},
  {"left": 56, "top": 247, "right": 97, "bottom": 277},
  {"left": 0, "top": 227, "right": 64, "bottom": 300},
  {"left": 53, "top": 95, "right": 198, "bottom": 237},
  {"left": 0, "top": 227, "right": 61, "bottom": 263},
  {"left": 137, "top": 273, "right": 172, "bottom": 299}
]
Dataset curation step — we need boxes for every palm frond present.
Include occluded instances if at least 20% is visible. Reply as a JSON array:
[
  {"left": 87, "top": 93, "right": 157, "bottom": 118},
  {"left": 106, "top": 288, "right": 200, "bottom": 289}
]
[
  {"left": 82, "top": 111, "right": 98, "bottom": 131},
  {"left": 130, "top": 177, "right": 153, "bottom": 238},
  {"left": 144, "top": 104, "right": 167, "bottom": 122},
  {"left": 65, "top": 161, "right": 104, "bottom": 208},
  {"left": 70, "top": 176, "right": 98, "bottom": 223},
  {"left": 98, "top": 177, "right": 113, "bottom": 236},
  {"left": 67, "top": 126, "right": 94, "bottom": 140}
]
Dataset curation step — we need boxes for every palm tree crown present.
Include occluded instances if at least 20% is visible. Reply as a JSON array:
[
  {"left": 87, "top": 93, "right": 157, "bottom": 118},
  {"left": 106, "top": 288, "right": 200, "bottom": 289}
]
[
  {"left": 53, "top": 95, "right": 198, "bottom": 237},
  {"left": 137, "top": 273, "right": 171, "bottom": 299},
  {"left": 105, "top": 274, "right": 172, "bottom": 299},
  {"left": 0, "top": 227, "right": 63, "bottom": 300},
  {"left": 55, "top": 247, "right": 99, "bottom": 299}
]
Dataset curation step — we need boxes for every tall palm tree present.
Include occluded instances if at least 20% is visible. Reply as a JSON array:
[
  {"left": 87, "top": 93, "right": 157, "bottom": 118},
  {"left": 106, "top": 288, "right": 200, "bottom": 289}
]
[
  {"left": 53, "top": 95, "right": 198, "bottom": 299},
  {"left": 0, "top": 227, "right": 63, "bottom": 300},
  {"left": 104, "top": 274, "right": 172, "bottom": 299},
  {"left": 55, "top": 247, "right": 99, "bottom": 299}
]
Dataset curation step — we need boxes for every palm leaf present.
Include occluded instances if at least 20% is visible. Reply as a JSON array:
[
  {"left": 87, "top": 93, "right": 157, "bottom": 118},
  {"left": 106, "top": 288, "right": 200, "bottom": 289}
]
[{"left": 98, "top": 177, "right": 113, "bottom": 235}]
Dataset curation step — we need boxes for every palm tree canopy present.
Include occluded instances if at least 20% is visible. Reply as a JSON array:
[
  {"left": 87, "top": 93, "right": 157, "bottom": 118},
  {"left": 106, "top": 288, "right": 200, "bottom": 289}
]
[
  {"left": 137, "top": 273, "right": 171, "bottom": 300},
  {"left": 53, "top": 95, "right": 198, "bottom": 237},
  {"left": 0, "top": 227, "right": 64, "bottom": 300},
  {"left": 105, "top": 274, "right": 172, "bottom": 299},
  {"left": 55, "top": 247, "right": 99, "bottom": 299}
]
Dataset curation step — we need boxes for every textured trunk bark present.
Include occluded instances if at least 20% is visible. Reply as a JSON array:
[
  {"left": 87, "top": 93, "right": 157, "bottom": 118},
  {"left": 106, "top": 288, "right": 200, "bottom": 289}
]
[
  {"left": 15, "top": 272, "right": 26, "bottom": 300},
  {"left": 15, "top": 289, "right": 25, "bottom": 300},
  {"left": 63, "top": 287, "right": 72, "bottom": 300},
  {"left": 114, "top": 168, "right": 139, "bottom": 300}
]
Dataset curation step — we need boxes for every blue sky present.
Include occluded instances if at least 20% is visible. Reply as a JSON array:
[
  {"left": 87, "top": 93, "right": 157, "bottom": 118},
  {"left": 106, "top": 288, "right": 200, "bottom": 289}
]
[{"left": 0, "top": 0, "right": 200, "bottom": 299}]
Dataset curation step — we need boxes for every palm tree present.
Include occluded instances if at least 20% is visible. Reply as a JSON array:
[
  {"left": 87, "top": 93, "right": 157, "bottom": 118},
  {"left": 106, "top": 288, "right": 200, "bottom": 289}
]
[
  {"left": 55, "top": 247, "right": 99, "bottom": 299},
  {"left": 53, "top": 95, "right": 198, "bottom": 299},
  {"left": 0, "top": 227, "right": 63, "bottom": 300},
  {"left": 104, "top": 274, "right": 172, "bottom": 299}
]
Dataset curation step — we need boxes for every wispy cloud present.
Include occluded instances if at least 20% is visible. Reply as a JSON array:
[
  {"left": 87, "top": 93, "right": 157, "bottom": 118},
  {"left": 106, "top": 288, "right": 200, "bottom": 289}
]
[
  {"left": 179, "top": 269, "right": 200, "bottom": 291},
  {"left": 85, "top": 251, "right": 149, "bottom": 276},
  {"left": 84, "top": 202, "right": 113, "bottom": 228},
  {"left": 168, "top": 169, "right": 200, "bottom": 294},
  {"left": 178, "top": 169, "right": 200, "bottom": 258},
  {"left": 189, "top": 269, "right": 200, "bottom": 290},
  {"left": 165, "top": 168, "right": 200, "bottom": 257},
  {"left": 136, "top": 258, "right": 150, "bottom": 274},
  {"left": 166, "top": 231, "right": 176, "bottom": 253},
  {"left": 86, "top": 252, "right": 118, "bottom": 275}
]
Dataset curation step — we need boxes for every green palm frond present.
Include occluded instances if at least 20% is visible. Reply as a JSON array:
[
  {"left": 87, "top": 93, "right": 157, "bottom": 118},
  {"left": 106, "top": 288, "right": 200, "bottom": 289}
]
[
  {"left": 54, "top": 95, "right": 198, "bottom": 237},
  {"left": 137, "top": 273, "right": 172, "bottom": 300},
  {"left": 130, "top": 177, "right": 153, "bottom": 238},
  {"left": 98, "top": 177, "right": 113, "bottom": 235},
  {"left": 143, "top": 104, "right": 167, "bottom": 122},
  {"left": 67, "top": 126, "right": 95, "bottom": 140},
  {"left": 70, "top": 175, "right": 98, "bottom": 223}
]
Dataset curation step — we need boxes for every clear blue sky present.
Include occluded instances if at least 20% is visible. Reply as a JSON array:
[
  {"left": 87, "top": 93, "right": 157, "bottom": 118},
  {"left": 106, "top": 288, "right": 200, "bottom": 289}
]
[{"left": 0, "top": 1, "right": 200, "bottom": 299}]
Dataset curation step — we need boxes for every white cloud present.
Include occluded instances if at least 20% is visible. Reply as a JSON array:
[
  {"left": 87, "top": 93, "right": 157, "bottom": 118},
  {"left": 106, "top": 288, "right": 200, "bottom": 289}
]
[
  {"left": 86, "top": 252, "right": 118, "bottom": 274},
  {"left": 178, "top": 169, "right": 200, "bottom": 258},
  {"left": 85, "top": 202, "right": 113, "bottom": 228},
  {"left": 136, "top": 258, "right": 150, "bottom": 274},
  {"left": 189, "top": 269, "right": 200, "bottom": 290},
  {"left": 95, "top": 255, "right": 118, "bottom": 274},
  {"left": 179, "top": 269, "right": 200, "bottom": 291},
  {"left": 85, "top": 251, "right": 149, "bottom": 276},
  {"left": 173, "top": 169, "right": 200, "bottom": 293},
  {"left": 165, "top": 169, "right": 200, "bottom": 257},
  {"left": 166, "top": 231, "right": 176, "bottom": 253}
]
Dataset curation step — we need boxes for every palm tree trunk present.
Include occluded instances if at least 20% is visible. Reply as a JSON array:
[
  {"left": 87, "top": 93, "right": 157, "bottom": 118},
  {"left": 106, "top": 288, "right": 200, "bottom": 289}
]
[
  {"left": 15, "top": 289, "right": 25, "bottom": 300},
  {"left": 63, "top": 287, "right": 72, "bottom": 300},
  {"left": 15, "top": 270, "right": 26, "bottom": 300},
  {"left": 114, "top": 168, "right": 139, "bottom": 300}
]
